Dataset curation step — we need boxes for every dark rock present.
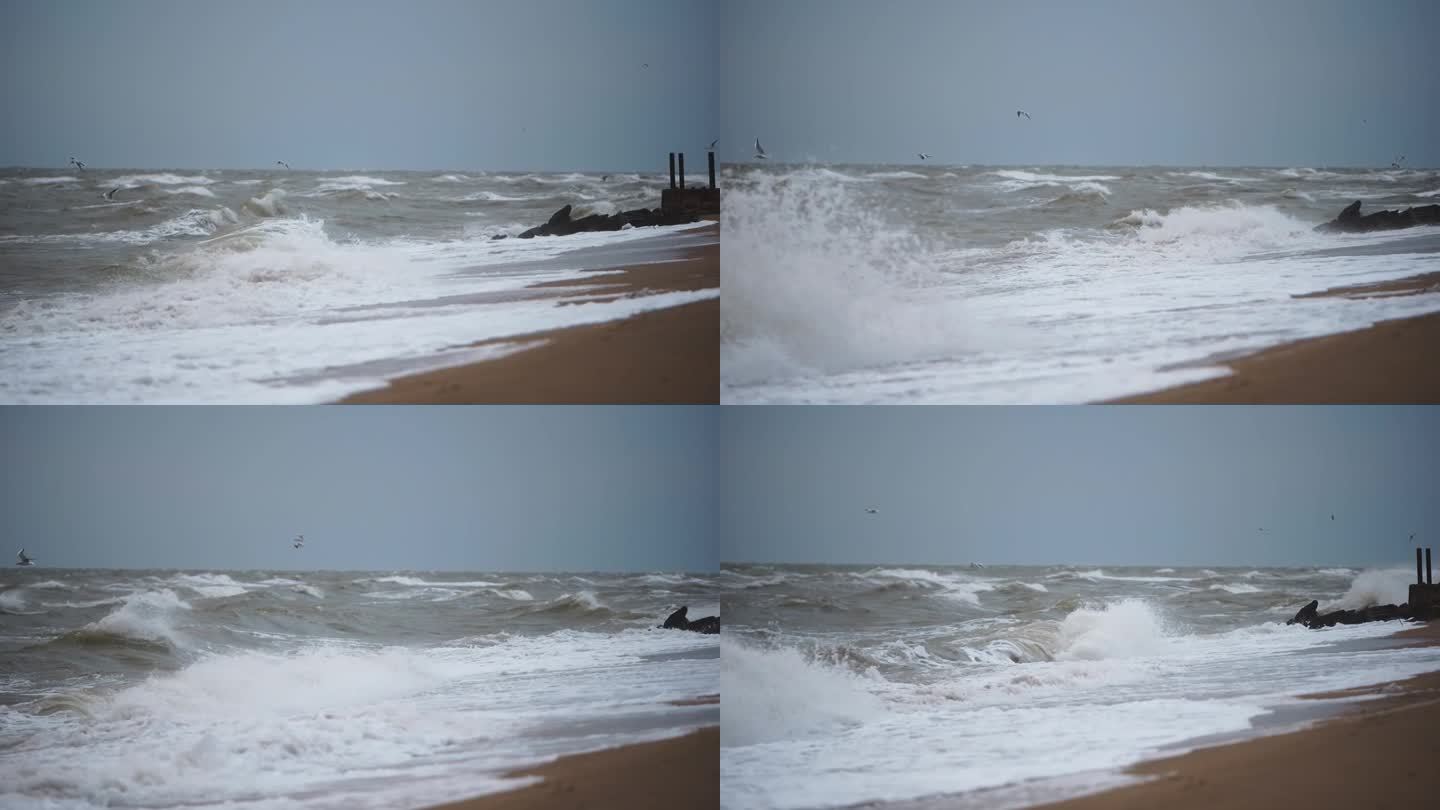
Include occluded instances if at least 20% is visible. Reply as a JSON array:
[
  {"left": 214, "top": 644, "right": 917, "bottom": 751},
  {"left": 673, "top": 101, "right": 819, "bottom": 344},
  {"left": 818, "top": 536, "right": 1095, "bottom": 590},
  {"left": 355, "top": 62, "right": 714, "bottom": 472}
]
[
  {"left": 1315, "top": 200, "right": 1440, "bottom": 233},
  {"left": 659, "top": 605, "right": 720, "bottom": 634},
  {"left": 662, "top": 606, "right": 690, "bottom": 630},
  {"left": 688, "top": 615, "right": 720, "bottom": 634},
  {"left": 1286, "top": 600, "right": 1319, "bottom": 626},
  {"left": 1287, "top": 599, "right": 1413, "bottom": 629},
  {"left": 547, "top": 204, "right": 573, "bottom": 227},
  {"left": 516, "top": 204, "right": 697, "bottom": 239}
]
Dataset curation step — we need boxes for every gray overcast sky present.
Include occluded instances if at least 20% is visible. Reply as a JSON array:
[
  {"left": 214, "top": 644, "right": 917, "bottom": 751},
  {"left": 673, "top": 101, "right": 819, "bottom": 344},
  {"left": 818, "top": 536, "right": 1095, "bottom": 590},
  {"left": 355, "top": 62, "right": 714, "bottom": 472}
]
[
  {"left": 721, "top": 407, "right": 1440, "bottom": 568},
  {"left": 720, "top": 0, "right": 1440, "bottom": 168},
  {"left": 0, "top": 407, "right": 717, "bottom": 572},
  {"left": 0, "top": 0, "right": 717, "bottom": 171}
]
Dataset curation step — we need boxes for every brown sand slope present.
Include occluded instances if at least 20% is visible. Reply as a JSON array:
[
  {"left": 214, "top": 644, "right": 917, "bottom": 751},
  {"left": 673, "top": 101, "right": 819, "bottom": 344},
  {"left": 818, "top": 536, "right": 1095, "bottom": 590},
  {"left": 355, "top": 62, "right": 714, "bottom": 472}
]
[
  {"left": 425, "top": 727, "right": 718, "bottom": 810},
  {"left": 1110, "top": 310, "right": 1440, "bottom": 404},
  {"left": 342, "top": 241, "right": 718, "bottom": 404}
]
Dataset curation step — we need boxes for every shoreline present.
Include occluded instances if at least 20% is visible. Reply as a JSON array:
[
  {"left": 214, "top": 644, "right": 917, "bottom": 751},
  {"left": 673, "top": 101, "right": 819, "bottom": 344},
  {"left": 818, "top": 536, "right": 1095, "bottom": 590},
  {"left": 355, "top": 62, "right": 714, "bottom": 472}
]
[
  {"left": 1107, "top": 272, "right": 1440, "bottom": 403},
  {"left": 340, "top": 227, "right": 718, "bottom": 404},
  {"left": 424, "top": 726, "right": 718, "bottom": 810},
  {"left": 1023, "top": 619, "right": 1440, "bottom": 810}
]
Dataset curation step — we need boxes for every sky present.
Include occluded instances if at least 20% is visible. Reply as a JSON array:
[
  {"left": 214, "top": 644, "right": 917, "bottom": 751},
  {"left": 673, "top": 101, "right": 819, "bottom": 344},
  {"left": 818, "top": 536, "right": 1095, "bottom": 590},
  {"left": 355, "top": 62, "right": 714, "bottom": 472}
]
[
  {"left": 720, "top": 0, "right": 1440, "bottom": 168},
  {"left": 0, "top": 406, "right": 718, "bottom": 572},
  {"left": 0, "top": 0, "right": 717, "bottom": 171},
  {"left": 720, "top": 407, "right": 1440, "bottom": 568}
]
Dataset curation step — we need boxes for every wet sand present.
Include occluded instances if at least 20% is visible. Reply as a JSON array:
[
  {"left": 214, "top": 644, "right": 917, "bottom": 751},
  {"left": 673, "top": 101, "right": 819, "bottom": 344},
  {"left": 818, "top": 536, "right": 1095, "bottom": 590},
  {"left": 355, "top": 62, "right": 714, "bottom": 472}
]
[
  {"left": 425, "top": 726, "right": 718, "bottom": 810},
  {"left": 1110, "top": 273, "right": 1440, "bottom": 403},
  {"left": 342, "top": 236, "right": 718, "bottom": 404},
  {"left": 1029, "top": 621, "right": 1440, "bottom": 810}
]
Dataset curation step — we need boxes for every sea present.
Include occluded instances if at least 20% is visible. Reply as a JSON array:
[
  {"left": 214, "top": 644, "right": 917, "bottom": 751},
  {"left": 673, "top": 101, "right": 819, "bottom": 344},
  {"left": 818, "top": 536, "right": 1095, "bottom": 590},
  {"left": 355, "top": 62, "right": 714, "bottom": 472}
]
[
  {"left": 0, "top": 168, "right": 717, "bottom": 403},
  {"left": 720, "top": 563, "right": 1440, "bottom": 809},
  {"left": 0, "top": 568, "right": 719, "bottom": 809},
  {"left": 720, "top": 164, "right": 1440, "bottom": 403}
]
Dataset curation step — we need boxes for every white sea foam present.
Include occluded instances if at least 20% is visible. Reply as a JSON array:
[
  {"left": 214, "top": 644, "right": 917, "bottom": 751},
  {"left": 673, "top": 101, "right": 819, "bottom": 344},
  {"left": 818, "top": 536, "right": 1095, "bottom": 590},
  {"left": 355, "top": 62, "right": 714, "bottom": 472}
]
[
  {"left": 82, "top": 589, "right": 192, "bottom": 646},
  {"left": 720, "top": 173, "right": 979, "bottom": 386},
  {"left": 720, "top": 638, "right": 883, "bottom": 747},
  {"left": 1209, "top": 582, "right": 1263, "bottom": 594},
  {"left": 1326, "top": 568, "right": 1412, "bottom": 610},
  {"left": 22, "top": 176, "right": 79, "bottom": 185},
  {"left": 1054, "top": 599, "right": 1174, "bottom": 660},
  {"left": 8, "top": 628, "right": 716, "bottom": 810},
  {"left": 113, "top": 173, "right": 214, "bottom": 187},
  {"left": 163, "top": 185, "right": 216, "bottom": 197}
]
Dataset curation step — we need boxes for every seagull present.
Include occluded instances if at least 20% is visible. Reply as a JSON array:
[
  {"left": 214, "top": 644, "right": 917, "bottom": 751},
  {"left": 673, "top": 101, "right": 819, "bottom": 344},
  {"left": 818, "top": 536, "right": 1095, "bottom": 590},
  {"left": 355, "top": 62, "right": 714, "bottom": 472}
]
[
  {"left": 709, "top": 139, "right": 718, "bottom": 151},
  {"left": 104, "top": 187, "right": 120, "bottom": 200},
  {"left": 69, "top": 156, "right": 86, "bottom": 171},
  {"left": 865, "top": 507, "right": 878, "bottom": 514},
  {"left": 1016, "top": 110, "right": 1032, "bottom": 120},
  {"left": 754, "top": 138, "right": 767, "bottom": 160},
  {"left": 293, "top": 534, "right": 304, "bottom": 550},
  {"left": 275, "top": 160, "right": 290, "bottom": 169},
  {"left": 641, "top": 63, "right": 649, "bottom": 69},
  {"left": 917, "top": 153, "right": 931, "bottom": 160},
  {"left": 1331, "top": 514, "right": 1335, "bottom": 521},
  {"left": 16, "top": 548, "right": 34, "bottom": 566}
]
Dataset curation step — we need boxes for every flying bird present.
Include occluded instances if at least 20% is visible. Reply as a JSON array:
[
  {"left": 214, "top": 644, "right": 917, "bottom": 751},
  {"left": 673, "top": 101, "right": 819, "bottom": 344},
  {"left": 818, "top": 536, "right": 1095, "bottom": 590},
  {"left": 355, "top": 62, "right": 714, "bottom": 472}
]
[
  {"left": 1331, "top": 514, "right": 1335, "bottom": 521},
  {"left": 69, "top": 156, "right": 86, "bottom": 171},
  {"left": 293, "top": 534, "right": 304, "bottom": 550},
  {"left": 917, "top": 153, "right": 931, "bottom": 160},
  {"left": 104, "top": 187, "right": 120, "bottom": 200},
  {"left": 1016, "top": 110, "right": 1032, "bottom": 120},
  {"left": 641, "top": 63, "right": 649, "bottom": 69},
  {"left": 16, "top": 548, "right": 34, "bottom": 566},
  {"left": 754, "top": 138, "right": 767, "bottom": 160},
  {"left": 275, "top": 160, "right": 290, "bottom": 169},
  {"left": 865, "top": 507, "right": 878, "bottom": 515},
  {"left": 709, "top": 139, "right": 718, "bottom": 151}
]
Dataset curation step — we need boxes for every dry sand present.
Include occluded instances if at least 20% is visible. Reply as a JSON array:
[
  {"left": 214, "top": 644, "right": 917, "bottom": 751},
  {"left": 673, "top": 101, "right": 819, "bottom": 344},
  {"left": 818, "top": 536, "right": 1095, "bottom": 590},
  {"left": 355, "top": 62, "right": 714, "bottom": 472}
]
[
  {"left": 1028, "top": 621, "right": 1440, "bottom": 810},
  {"left": 1110, "top": 273, "right": 1440, "bottom": 403},
  {"left": 342, "top": 236, "right": 718, "bottom": 404},
  {"left": 424, "top": 726, "right": 718, "bottom": 810}
]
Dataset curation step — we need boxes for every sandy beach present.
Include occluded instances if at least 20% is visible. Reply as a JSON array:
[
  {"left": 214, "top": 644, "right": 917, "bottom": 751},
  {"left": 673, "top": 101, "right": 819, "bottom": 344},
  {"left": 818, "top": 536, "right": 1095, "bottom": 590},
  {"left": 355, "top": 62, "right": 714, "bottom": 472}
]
[
  {"left": 1029, "top": 621, "right": 1440, "bottom": 810},
  {"left": 342, "top": 231, "right": 718, "bottom": 404},
  {"left": 425, "top": 726, "right": 718, "bottom": 810},
  {"left": 1111, "top": 273, "right": 1440, "bottom": 403}
]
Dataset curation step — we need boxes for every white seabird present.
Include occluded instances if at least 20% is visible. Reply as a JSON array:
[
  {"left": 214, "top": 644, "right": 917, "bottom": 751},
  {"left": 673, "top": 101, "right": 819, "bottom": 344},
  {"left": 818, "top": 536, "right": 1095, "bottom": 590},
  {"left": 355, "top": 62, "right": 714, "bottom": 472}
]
[
  {"left": 917, "top": 153, "right": 931, "bottom": 160},
  {"left": 754, "top": 138, "right": 767, "bottom": 160},
  {"left": 293, "top": 534, "right": 304, "bottom": 550},
  {"left": 69, "top": 156, "right": 86, "bottom": 170},
  {"left": 1016, "top": 110, "right": 1032, "bottom": 120},
  {"left": 865, "top": 507, "right": 878, "bottom": 514},
  {"left": 16, "top": 548, "right": 34, "bottom": 566},
  {"left": 275, "top": 160, "right": 291, "bottom": 169},
  {"left": 709, "top": 139, "right": 718, "bottom": 151}
]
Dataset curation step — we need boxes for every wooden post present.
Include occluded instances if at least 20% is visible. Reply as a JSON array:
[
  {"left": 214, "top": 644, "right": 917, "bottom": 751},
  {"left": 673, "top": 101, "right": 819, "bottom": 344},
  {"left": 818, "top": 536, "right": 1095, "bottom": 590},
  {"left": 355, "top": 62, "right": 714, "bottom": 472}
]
[
  {"left": 678, "top": 153, "right": 686, "bottom": 189},
  {"left": 708, "top": 151, "right": 716, "bottom": 189},
  {"left": 1428, "top": 547, "right": 1433, "bottom": 585},
  {"left": 668, "top": 152, "right": 676, "bottom": 189},
  {"left": 1418, "top": 547, "right": 1425, "bottom": 585}
]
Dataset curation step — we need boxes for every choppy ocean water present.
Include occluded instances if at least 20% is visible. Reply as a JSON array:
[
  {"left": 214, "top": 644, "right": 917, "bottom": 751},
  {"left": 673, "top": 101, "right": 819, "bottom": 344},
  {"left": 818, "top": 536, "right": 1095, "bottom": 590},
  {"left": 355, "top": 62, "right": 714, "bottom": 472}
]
[
  {"left": 0, "top": 168, "right": 716, "bottom": 403},
  {"left": 720, "top": 164, "right": 1440, "bottom": 403},
  {"left": 0, "top": 567, "right": 719, "bottom": 809},
  {"left": 720, "top": 563, "right": 1440, "bottom": 809}
]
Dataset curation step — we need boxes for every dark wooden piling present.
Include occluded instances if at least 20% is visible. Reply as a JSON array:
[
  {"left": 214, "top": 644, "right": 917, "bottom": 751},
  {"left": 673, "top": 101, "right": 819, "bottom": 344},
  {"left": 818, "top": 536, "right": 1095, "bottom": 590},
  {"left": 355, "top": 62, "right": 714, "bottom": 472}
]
[
  {"left": 708, "top": 151, "right": 716, "bottom": 189},
  {"left": 1418, "top": 547, "right": 1425, "bottom": 585},
  {"left": 668, "top": 152, "right": 676, "bottom": 189},
  {"left": 678, "top": 153, "right": 686, "bottom": 189},
  {"left": 1428, "top": 547, "right": 1433, "bottom": 585}
]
